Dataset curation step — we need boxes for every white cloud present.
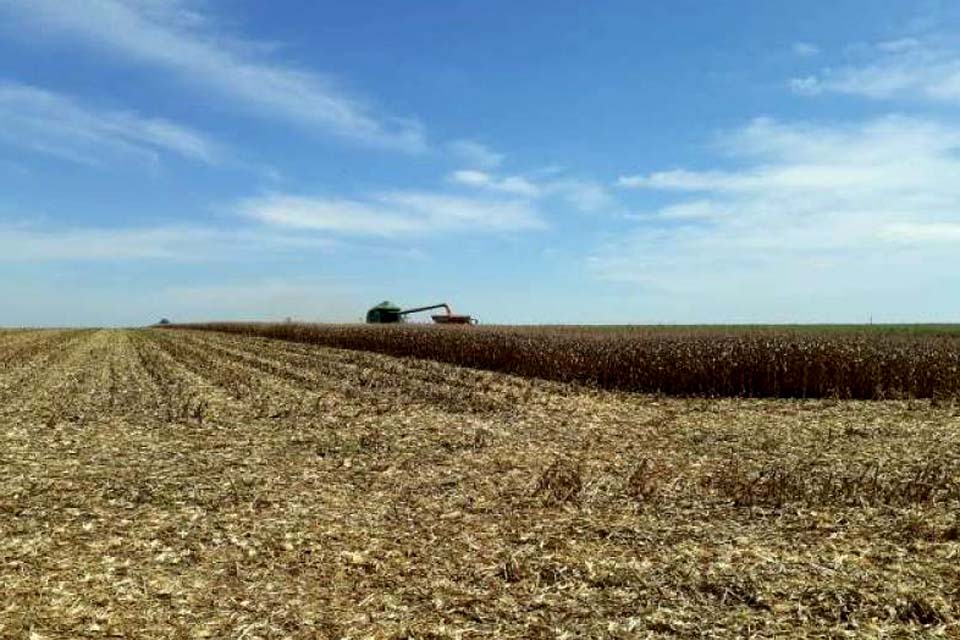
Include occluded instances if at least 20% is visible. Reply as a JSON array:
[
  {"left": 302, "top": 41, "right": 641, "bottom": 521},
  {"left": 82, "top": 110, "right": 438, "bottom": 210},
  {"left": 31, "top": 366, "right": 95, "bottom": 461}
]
[
  {"left": 790, "top": 37, "right": 960, "bottom": 102},
  {"left": 621, "top": 116, "right": 960, "bottom": 194},
  {"left": 788, "top": 75, "right": 822, "bottom": 96},
  {"left": 242, "top": 191, "right": 545, "bottom": 236},
  {"left": 0, "top": 81, "right": 219, "bottom": 166},
  {"left": 600, "top": 116, "right": 960, "bottom": 310},
  {"left": 628, "top": 199, "right": 727, "bottom": 221},
  {"left": 448, "top": 170, "right": 491, "bottom": 188},
  {"left": 546, "top": 178, "right": 615, "bottom": 213},
  {"left": 792, "top": 42, "right": 821, "bottom": 57},
  {"left": 0, "top": 0, "right": 425, "bottom": 152},
  {"left": 449, "top": 168, "right": 616, "bottom": 214},
  {"left": 447, "top": 140, "right": 504, "bottom": 168},
  {"left": 876, "top": 38, "right": 922, "bottom": 53},
  {"left": 880, "top": 222, "right": 960, "bottom": 243},
  {"left": 0, "top": 226, "right": 218, "bottom": 261},
  {"left": 447, "top": 170, "right": 540, "bottom": 197},
  {"left": 0, "top": 223, "right": 337, "bottom": 262}
]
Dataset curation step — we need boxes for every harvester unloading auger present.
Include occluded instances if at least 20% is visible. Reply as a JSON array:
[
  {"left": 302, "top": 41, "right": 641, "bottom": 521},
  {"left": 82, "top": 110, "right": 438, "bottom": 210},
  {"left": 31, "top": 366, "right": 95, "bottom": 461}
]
[{"left": 365, "top": 301, "right": 476, "bottom": 324}]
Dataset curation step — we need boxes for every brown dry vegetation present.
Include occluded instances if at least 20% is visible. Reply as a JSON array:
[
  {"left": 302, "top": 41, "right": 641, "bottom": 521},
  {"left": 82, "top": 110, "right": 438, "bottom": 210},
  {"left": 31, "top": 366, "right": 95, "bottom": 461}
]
[
  {"left": 169, "top": 322, "right": 960, "bottom": 399},
  {"left": 2, "top": 328, "right": 959, "bottom": 638}
]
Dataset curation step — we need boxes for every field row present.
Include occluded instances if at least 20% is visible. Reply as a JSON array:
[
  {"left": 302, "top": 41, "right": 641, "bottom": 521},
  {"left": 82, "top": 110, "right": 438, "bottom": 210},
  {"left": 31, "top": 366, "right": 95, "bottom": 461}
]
[
  {"left": 168, "top": 322, "right": 960, "bottom": 399},
  {"left": 1, "top": 329, "right": 958, "bottom": 637}
]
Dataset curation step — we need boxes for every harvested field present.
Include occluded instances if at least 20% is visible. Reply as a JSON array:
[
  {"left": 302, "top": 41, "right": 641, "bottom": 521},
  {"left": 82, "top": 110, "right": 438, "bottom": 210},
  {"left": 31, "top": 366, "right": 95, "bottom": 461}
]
[
  {"left": 170, "top": 323, "right": 960, "bottom": 399},
  {"left": 2, "top": 329, "right": 960, "bottom": 638}
]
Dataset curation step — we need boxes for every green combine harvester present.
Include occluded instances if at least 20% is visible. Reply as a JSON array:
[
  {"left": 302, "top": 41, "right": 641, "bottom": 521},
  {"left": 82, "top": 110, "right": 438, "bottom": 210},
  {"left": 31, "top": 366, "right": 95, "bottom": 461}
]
[{"left": 365, "top": 301, "right": 476, "bottom": 324}]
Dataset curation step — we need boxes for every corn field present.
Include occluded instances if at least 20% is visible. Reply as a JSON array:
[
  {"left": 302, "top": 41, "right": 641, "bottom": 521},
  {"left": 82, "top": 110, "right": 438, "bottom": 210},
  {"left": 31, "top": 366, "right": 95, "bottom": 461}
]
[
  {"left": 4, "top": 328, "right": 959, "bottom": 637},
  {"left": 167, "top": 323, "right": 960, "bottom": 399}
]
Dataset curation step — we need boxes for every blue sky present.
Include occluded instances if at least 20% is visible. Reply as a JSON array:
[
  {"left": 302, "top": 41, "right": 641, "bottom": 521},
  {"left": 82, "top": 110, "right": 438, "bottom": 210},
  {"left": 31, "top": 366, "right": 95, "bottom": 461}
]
[{"left": 2, "top": 0, "right": 959, "bottom": 326}]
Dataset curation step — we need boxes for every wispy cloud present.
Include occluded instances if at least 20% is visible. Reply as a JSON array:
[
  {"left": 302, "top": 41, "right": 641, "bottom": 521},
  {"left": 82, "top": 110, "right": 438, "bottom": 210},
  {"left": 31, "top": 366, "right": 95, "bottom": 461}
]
[
  {"left": 0, "top": 0, "right": 426, "bottom": 152},
  {"left": 448, "top": 170, "right": 541, "bottom": 197},
  {"left": 0, "top": 226, "right": 220, "bottom": 261},
  {"left": 242, "top": 191, "right": 545, "bottom": 236},
  {"left": 447, "top": 140, "right": 504, "bottom": 168},
  {"left": 789, "top": 37, "right": 960, "bottom": 102},
  {"left": 0, "top": 81, "right": 219, "bottom": 167},
  {"left": 449, "top": 168, "right": 616, "bottom": 214},
  {"left": 0, "top": 223, "right": 337, "bottom": 262},
  {"left": 603, "top": 116, "right": 960, "bottom": 305},
  {"left": 876, "top": 38, "right": 923, "bottom": 53},
  {"left": 792, "top": 42, "right": 821, "bottom": 57},
  {"left": 547, "top": 177, "right": 615, "bottom": 213}
]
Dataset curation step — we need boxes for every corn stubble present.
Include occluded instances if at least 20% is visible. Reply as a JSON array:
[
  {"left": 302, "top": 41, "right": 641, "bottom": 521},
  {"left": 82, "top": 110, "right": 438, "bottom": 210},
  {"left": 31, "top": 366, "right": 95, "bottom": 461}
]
[
  {"left": 1, "top": 328, "right": 958, "bottom": 638},
  {"left": 171, "top": 322, "right": 960, "bottom": 399}
]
